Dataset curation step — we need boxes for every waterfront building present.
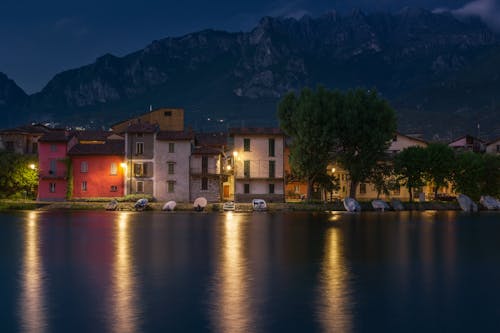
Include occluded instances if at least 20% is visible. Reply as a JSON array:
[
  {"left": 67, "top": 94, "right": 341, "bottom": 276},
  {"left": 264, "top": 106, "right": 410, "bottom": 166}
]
[
  {"left": 0, "top": 124, "right": 53, "bottom": 155},
  {"left": 154, "top": 130, "right": 194, "bottom": 202},
  {"left": 111, "top": 108, "right": 184, "bottom": 133},
  {"left": 229, "top": 128, "right": 285, "bottom": 202},
  {"left": 124, "top": 122, "right": 158, "bottom": 196},
  {"left": 37, "top": 130, "right": 78, "bottom": 201},
  {"left": 448, "top": 134, "right": 486, "bottom": 153},
  {"left": 68, "top": 131, "right": 125, "bottom": 199},
  {"left": 485, "top": 137, "right": 500, "bottom": 155}
]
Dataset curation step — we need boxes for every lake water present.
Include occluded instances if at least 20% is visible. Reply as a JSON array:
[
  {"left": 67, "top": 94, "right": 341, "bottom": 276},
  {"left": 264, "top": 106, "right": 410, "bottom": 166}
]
[{"left": 1, "top": 210, "right": 499, "bottom": 332}]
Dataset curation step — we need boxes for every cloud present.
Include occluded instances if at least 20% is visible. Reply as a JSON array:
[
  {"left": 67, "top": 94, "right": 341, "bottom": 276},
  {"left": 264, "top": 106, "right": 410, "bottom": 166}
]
[{"left": 436, "top": 0, "right": 500, "bottom": 31}]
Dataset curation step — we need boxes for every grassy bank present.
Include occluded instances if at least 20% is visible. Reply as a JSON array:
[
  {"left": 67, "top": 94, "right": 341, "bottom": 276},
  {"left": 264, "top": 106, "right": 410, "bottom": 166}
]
[{"left": 0, "top": 199, "right": 462, "bottom": 212}]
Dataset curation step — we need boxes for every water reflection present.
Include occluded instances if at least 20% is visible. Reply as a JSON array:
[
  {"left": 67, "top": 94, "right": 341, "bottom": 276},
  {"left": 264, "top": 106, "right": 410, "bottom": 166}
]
[
  {"left": 211, "top": 212, "right": 256, "bottom": 332},
  {"left": 19, "top": 211, "right": 48, "bottom": 333},
  {"left": 109, "top": 212, "right": 139, "bottom": 333},
  {"left": 317, "top": 225, "right": 353, "bottom": 333}
]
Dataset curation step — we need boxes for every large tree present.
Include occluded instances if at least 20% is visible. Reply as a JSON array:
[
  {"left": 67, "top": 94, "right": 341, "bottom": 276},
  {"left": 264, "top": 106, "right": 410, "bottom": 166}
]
[
  {"left": 480, "top": 154, "right": 500, "bottom": 198},
  {"left": 452, "top": 152, "right": 484, "bottom": 201},
  {"left": 0, "top": 151, "right": 38, "bottom": 199},
  {"left": 332, "top": 89, "right": 397, "bottom": 198},
  {"left": 424, "top": 143, "right": 455, "bottom": 199},
  {"left": 394, "top": 146, "right": 427, "bottom": 202},
  {"left": 278, "top": 87, "right": 340, "bottom": 200}
]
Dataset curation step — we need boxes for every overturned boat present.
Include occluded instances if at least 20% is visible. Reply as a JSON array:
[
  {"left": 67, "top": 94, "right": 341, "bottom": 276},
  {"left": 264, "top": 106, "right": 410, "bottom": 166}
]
[
  {"left": 343, "top": 197, "right": 361, "bottom": 212},
  {"left": 162, "top": 200, "right": 176, "bottom": 211},
  {"left": 105, "top": 199, "right": 118, "bottom": 211},
  {"left": 479, "top": 196, "right": 500, "bottom": 210},
  {"left": 252, "top": 199, "right": 267, "bottom": 211},
  {"left": 194, "top": 197, "right": 208, "bottom": 211},
  {"left": 134, "top": 198, "right": 149, "bottom": 211},
  {"left": 372, "top": 199, "right": 390, "bottom": 211},
  {"left": 457, "top": 194, "right": 478, "bottom": 212}
]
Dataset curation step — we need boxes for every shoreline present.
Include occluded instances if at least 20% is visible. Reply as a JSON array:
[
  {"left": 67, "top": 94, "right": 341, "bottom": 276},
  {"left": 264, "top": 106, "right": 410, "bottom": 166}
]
[{"left": 0, "top": 199, "right": 468, "bottom": 212}]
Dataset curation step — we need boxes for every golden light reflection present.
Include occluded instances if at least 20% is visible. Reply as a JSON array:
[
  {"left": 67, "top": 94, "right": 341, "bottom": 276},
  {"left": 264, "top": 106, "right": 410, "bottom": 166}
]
[
  {"left": 212, "top": 213, "right": 255, "bottom": 333},
  {"left": 110, "top": 212, "right": 138, "bottom": 333},
  {"left": 19, "top": 211, "right": 48, "bottom": 332},
  {"left": 317, "top": 227, "right": 353, "bottom": 332}
]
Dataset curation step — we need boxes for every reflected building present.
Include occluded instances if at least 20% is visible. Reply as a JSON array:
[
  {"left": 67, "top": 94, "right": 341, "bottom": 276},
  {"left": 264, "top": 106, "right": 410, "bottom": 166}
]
[
  {"left": 19, "top": 211, "right": 48, "bottom": 333},
  {"left": 317, "top": 226, "right": 353, "bottom": 333},
  {"left": 210, "top": 212, "right": 256, "bottom": 333},
  {"left": 108, "top": 212, "right": 139, "bottom": 333}
]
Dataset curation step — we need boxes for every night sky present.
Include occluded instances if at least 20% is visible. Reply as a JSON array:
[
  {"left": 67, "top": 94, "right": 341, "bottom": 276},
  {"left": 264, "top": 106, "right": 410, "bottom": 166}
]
[{"left": 1, "top": 0, "right": 496, "bottom": 94}]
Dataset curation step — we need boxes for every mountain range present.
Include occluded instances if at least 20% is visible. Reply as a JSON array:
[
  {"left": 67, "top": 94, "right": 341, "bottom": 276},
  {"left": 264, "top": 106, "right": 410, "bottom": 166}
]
[{"left": 1, "top": 7, "right": 500, "bottom": 139}]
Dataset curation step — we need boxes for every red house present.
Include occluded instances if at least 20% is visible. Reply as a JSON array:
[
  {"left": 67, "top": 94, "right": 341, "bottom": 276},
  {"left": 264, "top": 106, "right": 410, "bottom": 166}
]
[
  {"left": 37, "top": 130, "right": 78, "bottom": 201},
  {"left": 68, "top": 136, "right": 125, "bottom": 199}
]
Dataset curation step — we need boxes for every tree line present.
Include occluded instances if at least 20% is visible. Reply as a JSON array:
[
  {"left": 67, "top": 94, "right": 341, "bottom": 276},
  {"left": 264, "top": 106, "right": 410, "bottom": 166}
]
[{"left": 278, "top": 87, "right": 500, "bottom": 201}]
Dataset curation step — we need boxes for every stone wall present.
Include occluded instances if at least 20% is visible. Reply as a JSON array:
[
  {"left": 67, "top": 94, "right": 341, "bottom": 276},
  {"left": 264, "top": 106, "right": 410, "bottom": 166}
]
[{"left": 190, "top": 177, "right": 221, "bottom": 202}]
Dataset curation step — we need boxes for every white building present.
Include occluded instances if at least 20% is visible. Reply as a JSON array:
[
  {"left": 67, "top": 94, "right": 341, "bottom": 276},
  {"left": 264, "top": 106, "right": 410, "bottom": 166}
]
[{"left": 229, "top": 128, "right": 285, "bottom": 202}]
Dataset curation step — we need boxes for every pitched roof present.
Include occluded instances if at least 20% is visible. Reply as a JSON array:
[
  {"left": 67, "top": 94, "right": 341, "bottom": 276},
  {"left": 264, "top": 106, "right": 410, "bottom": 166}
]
[
  {"left": 38, "top": 130, "right": 73, "bottom": 142},
  {"left": 156, "top": 130, "right": 194, "bottom": 141},
  {"left": 75, "top": 130, "right": 116, "bottom": 142},
  {"left": 67, "top": 140, "right": 124, "bottom": 156},
  {"left": 0, "top": 124, "right": 53, "bottom": 135},
  {"left": 192, "top": 146, "right": 222, "bottom": 155},
  {"left": 125, "top": 122, "right": 158, "bottom": 133},
  {"left": 229, "top": 127, "right": 283, "bottom": 135},
  {"left": 195, "top": 132, "right": 227, "bottom": 147},
  {"left": 396, "top": 132, "right": 428, "bottom": 144}
]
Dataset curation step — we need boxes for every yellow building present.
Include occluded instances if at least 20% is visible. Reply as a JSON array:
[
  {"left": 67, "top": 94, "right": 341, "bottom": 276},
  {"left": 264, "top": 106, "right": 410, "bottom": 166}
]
[{"left": 111, "top": 108, "right": 184, "bottom": 133}]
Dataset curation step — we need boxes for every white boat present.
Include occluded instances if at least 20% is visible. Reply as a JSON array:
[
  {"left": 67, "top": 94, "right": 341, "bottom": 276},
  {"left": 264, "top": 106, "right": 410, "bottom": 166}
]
[
  {"left": 162, "top": 200, "right": 176, "bottom": 211},
  {"left": 479, "top": 195, "right": 500, "bottom": 210},
  {"left": 457, "top": 194, "right": 478, "bottom": 212},
  {"left": 194, "top": 197, "right": 208, "bottom": 211},
  {"left": 343, "top": 197, "right": 361, "bottom": 212},
  {"left": 222, "top": 201, "right": 235, "bottom": 211},
  {"left": 252, "top": 199, "right": 267, "bottom": 211},
  {"left": 372, "top": 199, "right": 390, "bottom": 211},
  {"left": 134, "top": 198, "right": 148, "bottom": 211}
]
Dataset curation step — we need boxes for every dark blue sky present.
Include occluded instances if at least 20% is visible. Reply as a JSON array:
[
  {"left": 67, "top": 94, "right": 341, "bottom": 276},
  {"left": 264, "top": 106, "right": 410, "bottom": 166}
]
[{"left": 0, "top": 0, "right": 491, "bottom": 93}]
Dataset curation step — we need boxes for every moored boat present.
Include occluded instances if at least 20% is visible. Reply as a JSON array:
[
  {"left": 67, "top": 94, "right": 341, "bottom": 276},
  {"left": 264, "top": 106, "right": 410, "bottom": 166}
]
[
  {"left": 134, "top": 198, "right": 149, "bottom": 211},
  {"left": 457, "top": 194, "right": 478, "bottom": 212},
  {"left": 252, "top": 199, "right": 267, "bottom": 211},
  {"left": 162, "top": 200, "right": 176, "bottom": 211},
  {"left": 194, "top": 197, "right": 208, "bottom": 211},
  {"left": 222, "top": 201, "right": 235, "bottom": 211},
  {"left": 372, "top": 199, "right": 390, "bottom": 211},
  {"left": 343, "top": 197, "right": 361, "bottom": 212},
  {"left": 105, "top": 199, "right": 118, "bottom": 211}
]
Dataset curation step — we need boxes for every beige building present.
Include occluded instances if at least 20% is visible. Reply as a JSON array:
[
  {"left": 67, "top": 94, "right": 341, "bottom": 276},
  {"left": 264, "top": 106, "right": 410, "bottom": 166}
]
[
  {"left": 229, "top": 128, "right": 285, "bottom": 202},
  {"left": 154, "top": 131, "right": 194, "bottom": 202},
  {"left": 190, "top": 146, "right": 223, "bottom": 202},
  {"left": 486, "top": 137, "right": 500, "bottom": 155},
  {"left": 0, "top": 124, "right": 53, "bottom": 154},
  {"left": 112, "top": 108, "right": 184, "bottom": 133}
]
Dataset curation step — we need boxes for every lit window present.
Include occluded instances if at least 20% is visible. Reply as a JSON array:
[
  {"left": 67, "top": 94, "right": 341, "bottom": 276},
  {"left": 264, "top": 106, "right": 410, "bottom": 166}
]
[
  {"left": 134, "top": 163, "right": 147, "bottom": 177},
  {"left": 136, "top": 142, "right": 144, "bottom": 155},
  {"left": 81, "top": 161, "right": 88, "bottom": 173},
  {"left": 110, "top": 162, "right": 117, "bottom": 175}
]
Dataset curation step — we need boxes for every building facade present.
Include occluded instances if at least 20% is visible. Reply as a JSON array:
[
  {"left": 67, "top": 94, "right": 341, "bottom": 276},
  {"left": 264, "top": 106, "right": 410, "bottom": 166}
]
[{"left": 230, "top": 128, "right": 285, "bottom": 202}]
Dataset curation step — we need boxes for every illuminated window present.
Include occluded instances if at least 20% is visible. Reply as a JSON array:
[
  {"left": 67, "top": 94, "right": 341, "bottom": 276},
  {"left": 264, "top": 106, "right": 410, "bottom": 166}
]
[
  {"left": 110, "top": 162, "right": 117, "bottom": 175},
  {"left": 134, "top": 163, "right": 147, "bottom": 177}
]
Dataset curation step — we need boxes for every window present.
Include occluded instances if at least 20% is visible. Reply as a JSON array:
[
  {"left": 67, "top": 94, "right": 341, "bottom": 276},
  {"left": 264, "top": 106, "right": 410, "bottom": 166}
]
[
  {"left": 167, "top": 181, "right": 175, "bottom": 193},
  {"left": 50, "top": 144, "right": 57, "bottom": 152},
  {"left": 167, "top": 162, "right": 175, "bottom": 175},
  {"left": 164, "top": 111, "right": 172, "bottom": 116},
  {"left": 136, "top": 142, "right": 144, "bottom": 155},
  {"left": 82, "top": 181, "right": 87, "bottom": 192},
  {"left": 168, "top": 142, "right": 175, "bottom": 153},
  {"left": 134, "top": 163, "right": 147, "bottom": 177},
  {"left": 243, "top": 138, "right": 250, "bottom": 151},
  {"left": 49, "top": 159, "right": 57, "bottom": 175},
  {"left": 244, "top": 160, "right": 250, "bottom": 178},
  {"left": 244, "top": 183, "right": 250, "bottom": 194},
  {"left": 202, "top": 156, "right": 208, "bottom": 174},
  {"left": 136, "top": 181, "right": 144, "bottom": 193},
  {"left": 49, "top": 183, "right": 56, "bottom": 193},
  {"left": 81, "top": 161, "right": 88, "bottom": 173},
  {"left": 110, "top": 163, "right": 117, "bottom": 175},
  {"left": 359, "top": 183, "right": 367, "bottom": 194},
  {"left": 110, "top": 185, "right": 118, "bottom": 192},
  {"left": 201, "top": 177, "right": 208, "bottom": 190},
  {"left": 5, "top": 141, "right": 14, "bottom": 151},
  {"left": 269, "top": 183, "right": 275, "bottom": 194},
  {"left": 268, "top": 138, "right": 275, "bottom": 157},
  {"left": 32, "top": 142, "right": 38, "bottom": 153},
  {"left": 269, "top": 160, "right": 276, "bottom": 178},
  {"left": 136, "top": 133, "right": 143, "bottom": 138}
]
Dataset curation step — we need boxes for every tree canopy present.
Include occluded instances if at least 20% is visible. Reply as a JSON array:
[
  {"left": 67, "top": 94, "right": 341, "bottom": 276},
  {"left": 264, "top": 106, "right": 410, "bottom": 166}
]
[
  {"left": 394, "top": 146, "right": 427, "bottom": 202},
  {"left": 0, "top": 151, "right": 38, "bottom": 199},
  {"left": 423, "top": 143, "right": 455, "bottom": 198}
]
